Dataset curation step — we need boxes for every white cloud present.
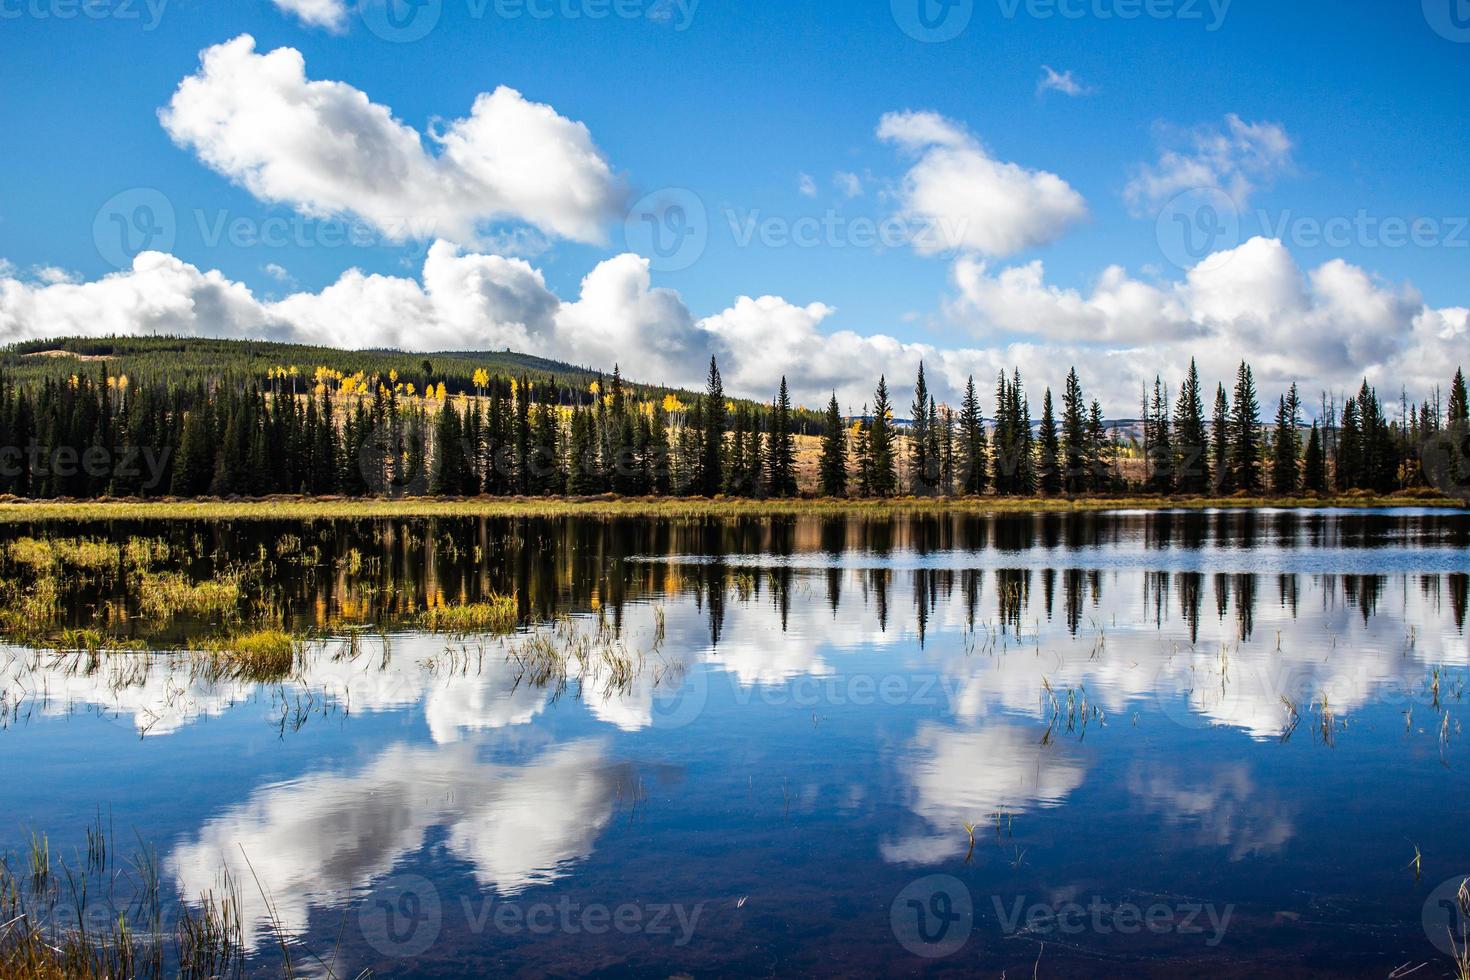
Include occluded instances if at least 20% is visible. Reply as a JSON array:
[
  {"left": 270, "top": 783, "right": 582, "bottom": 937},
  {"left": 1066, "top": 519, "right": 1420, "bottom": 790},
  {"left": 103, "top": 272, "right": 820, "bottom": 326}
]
[
  {"left": 262, "top": 262, "right": 293, "bottom": 284},
  {"left": 269, "top": 0, "right": 349, "bottom": 32},
  {"left": 834, "top": 171, "right": 863, "bottom": 198},
  {"left": 34, "top": 266, "right": 77, "bottom": 285},
  {"left": 1124, "top": 114, "right": 1294, "bottom": 216},
  {"left": 878, "top": 110, "right": 1088, "bottom": 257},
  {"left": 798, "top": 173, "right": 818, "bottom": 197},
  {"left": 1037, "top": 66, "right": 1092, "bottom": 98},
  {"left": 159, "top": 36, "right": 623, "bottom": 247},
  {"left": 0, "top": 236, "right": 1462, "bottom": 417},
  {"left": 946, "top": 236, "right": 1445, "bottom": 410}
]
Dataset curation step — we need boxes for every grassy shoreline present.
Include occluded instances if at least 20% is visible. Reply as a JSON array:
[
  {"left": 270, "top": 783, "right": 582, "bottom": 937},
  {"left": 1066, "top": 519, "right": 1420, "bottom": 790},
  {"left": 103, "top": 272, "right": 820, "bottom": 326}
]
[{"left": 0, "top": 493, "right": 1462, "bottom": 523}]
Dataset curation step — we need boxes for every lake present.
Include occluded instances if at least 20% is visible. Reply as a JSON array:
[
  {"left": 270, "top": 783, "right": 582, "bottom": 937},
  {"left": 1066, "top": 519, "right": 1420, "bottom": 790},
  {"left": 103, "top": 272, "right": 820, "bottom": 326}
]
[{"left": 2, "top": 508, "right": 1469, "bottom": 977}]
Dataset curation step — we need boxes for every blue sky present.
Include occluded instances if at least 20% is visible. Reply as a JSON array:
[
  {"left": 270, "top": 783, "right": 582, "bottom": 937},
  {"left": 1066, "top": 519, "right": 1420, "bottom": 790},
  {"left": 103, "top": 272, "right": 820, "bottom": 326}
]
[{"left": 0, "top": 0, "right": 1466, "bottom": 410}]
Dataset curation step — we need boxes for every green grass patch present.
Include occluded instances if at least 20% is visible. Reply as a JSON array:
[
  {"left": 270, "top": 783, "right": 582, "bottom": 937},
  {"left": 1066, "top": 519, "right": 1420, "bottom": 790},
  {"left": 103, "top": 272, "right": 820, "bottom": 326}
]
[
  {"left": 196, "top": 629, "right": 300, "bottom": 680},
  {"left": 421, "top": 595, "right": 519, "bottom": 635},
  {"left": 136, "top": 571, "right": 242, "bottom": 621}
]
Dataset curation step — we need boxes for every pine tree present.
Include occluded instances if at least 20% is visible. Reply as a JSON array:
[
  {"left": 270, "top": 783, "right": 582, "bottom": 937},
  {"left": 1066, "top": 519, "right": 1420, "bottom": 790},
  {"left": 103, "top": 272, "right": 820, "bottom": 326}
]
[
  {"left": 1147, "top": 377, "right": 1175, "bottom": 495},
  {"left": 431, "top": 401, "right": 465, "bottom": 495},
  {"left": 1337, "top": 396, "right": 1362, "bottom": 491},
  {"left": 1303, "top": 422, "right": 1326, "bottom": 493},
  {"left": 744, "top": 410, "right": 766, "bottom": 498},
  {"left": 1229, "top": 362, "right": 1263, "bottom": 493},
  {"left": 819, "top": 393, "right": 848, "bottom": 498},
  {"left": 1060, "top": 369, "right": 1088, "bottom": 495},
  {"left": 1449, "top": 368, "right": 1468, "bottom": 425},
  {"left": 870, "top": 377, "right": 897, "bottom": 497},
  {"left": 1087, "top": 400, "right": 1110, "bottom": 492},
  {"left": 567, "top": 404, "right": 601, "bottom": 496},
  {"left": 769, "top": 377, "right": 798, "bottom": 497},
  {"left": 1172, "top": 359, "right": 1210, "bottom": 494},
  {"left": 909, "top": 363, "right": 934, "bottom": 495},
  {"left": 171, "top": 408, "right": 213, "bottom": 497},
  {"left": 700, "top": 357, "right": 726, "bottom": 495},
  {"left": 958, "top": 376, "right": 988, "bottom": 495},
  {"left": 854, "top": 408, "right": 874, "bottom": 498},
  {"left": 1270, "top": 384, "right": 1301, "bottom": 495},
  {"left": 1211, "top": 384, "right": 1232, "bottom": 493},
  {"left": 1038, "top": 389, "right": 1060, "bottom": 496}
]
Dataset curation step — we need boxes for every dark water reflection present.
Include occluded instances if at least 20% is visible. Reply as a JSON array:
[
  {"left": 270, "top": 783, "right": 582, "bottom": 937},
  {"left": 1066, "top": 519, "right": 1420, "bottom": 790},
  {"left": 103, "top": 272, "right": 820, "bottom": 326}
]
[{"left": 2, "top": 508, "right": 1469, "bottom": 977}]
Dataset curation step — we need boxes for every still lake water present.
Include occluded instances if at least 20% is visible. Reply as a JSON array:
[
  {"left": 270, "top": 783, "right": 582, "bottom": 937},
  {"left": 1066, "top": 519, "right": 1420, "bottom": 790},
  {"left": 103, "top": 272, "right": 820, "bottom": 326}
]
[{"left": 3, "top": 508, "right": 1469, "bottom": 977}]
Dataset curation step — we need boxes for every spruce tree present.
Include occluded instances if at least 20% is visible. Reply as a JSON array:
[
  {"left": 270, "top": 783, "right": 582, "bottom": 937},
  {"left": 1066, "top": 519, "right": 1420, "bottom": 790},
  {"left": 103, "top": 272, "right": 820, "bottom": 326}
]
[
  {"left": 1211, "top": 384, "right": 1232, "bottom": 493},
  {"left": 700, "top": 357, "right": 726, "bottom": 495},
  {"left": 1303, "top": 422, "right": 1326, "bottom": 493},
  {"left": 819, "top": 393, "right": 848, "bottom": 498},
  {"left": 909, "top": 363, "right": 934, "bottom": 495},
  {"left": 744, "top": 410, "right": 766, "bottom": 497},
  {"left": 1147, "top": 377, "right": 1175, "bottom": 495},
  {"left": 171, "top": 408, "right": 213, "bottom": 498},
  {"left": 1060, "top": 369, "right": 1088, "bottom": 495},
  {"left": 1449, "top": 367, "right": 1468, "bottom": 424},
  {"left": 1229, "top": 362, "right": 1263, "bottom": 494},
  {"left": 958, "top": 376, "right": 988, "bottom": 495},
  {"left": 1270, "top": 384, "right": 1301, "bottom": 496},
  {"left": 431, "top": 401, "right": 465, "bottom": 495},
  {"left": 1172, "top": 359, "right": 1210, "bottom": 494},
  {"left": 1038, "top": 388, "right": 1061, "bottom": 496},
  {"left": 870, "top": 377, "right": 897, "bottom": 497},
  {"left": 854, "top": 407, "right": 874, "bottom": 498},
  {"left": 1087, "top": 400, "right": 1110, "bottom": 492},
  {"left": 768, "top": 377, "right": 798, "bottom": 496}
]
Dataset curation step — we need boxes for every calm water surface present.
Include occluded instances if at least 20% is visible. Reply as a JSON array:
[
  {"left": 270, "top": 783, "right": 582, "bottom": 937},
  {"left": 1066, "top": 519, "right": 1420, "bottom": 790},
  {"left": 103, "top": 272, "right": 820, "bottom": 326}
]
[{"left": 3, "top": 509, "right": 1469, "bottom": 977}]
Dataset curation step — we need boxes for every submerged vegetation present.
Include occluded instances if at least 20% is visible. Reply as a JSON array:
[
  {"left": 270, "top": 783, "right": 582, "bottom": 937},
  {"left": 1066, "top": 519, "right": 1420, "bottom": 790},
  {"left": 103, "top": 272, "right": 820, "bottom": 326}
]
[{"left": 0, "top": 818, "right": 250, "bottom": 980}]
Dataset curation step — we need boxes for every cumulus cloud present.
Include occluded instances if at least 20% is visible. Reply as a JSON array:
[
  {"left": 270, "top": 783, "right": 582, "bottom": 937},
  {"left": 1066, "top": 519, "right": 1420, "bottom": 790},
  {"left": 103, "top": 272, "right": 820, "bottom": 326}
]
[
  {"left": 877, "top": 110, "right": 1088, "bottom": 258},
  {"left": 1124, "top": 114, "right": 1294, "bottom": 216},
  {"left": 269, "top": 0, "right": 349, "bottom": 31},
  {"left": 946, "top": 236, "right": 1452, "bottom": 410},
  {"left": 834, "top": 171, "right": 863, "bottom": 198},
  {"left": 798, "top": 173, "right": 818, "bottom": 197},
  {"left": 159, "top": 36, "right": 623, "bottom": 247},
  {"left": 0, "top": 236, "right": 1463, "bottom": 417},
  {"left": 1037, "top": 66, "right": 1092, "bottom": 98}
]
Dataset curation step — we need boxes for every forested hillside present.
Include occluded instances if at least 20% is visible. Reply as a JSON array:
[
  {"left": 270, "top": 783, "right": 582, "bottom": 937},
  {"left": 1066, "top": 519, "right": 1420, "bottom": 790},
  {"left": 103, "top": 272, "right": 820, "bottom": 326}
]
[{"left": 0, "top": 337, "right": 1464, "bottom": 503}]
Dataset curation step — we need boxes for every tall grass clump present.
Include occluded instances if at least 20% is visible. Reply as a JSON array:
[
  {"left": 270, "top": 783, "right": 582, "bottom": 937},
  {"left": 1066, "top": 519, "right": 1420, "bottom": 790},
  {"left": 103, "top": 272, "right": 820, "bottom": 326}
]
[
  {"left": 195, "top": 630, "right": 300, "bottom": 681},
  {"left": 421, "top": 594, "right": 518, "bottom": 635},
  {"left": 136, "top": 571, "right": 242, "bottom": 622}
]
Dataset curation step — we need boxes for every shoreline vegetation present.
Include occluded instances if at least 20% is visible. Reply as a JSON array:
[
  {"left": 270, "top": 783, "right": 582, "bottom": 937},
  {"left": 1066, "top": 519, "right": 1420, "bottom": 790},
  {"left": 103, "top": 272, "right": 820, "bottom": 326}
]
[{"left": 0, "top": 490, "right": 1462, "bottom": 523}]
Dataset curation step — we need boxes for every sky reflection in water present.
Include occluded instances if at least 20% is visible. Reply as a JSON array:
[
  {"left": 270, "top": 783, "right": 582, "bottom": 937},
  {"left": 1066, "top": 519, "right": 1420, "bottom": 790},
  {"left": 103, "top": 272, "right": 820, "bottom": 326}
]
[{"left": 2, "top": 508, "right": 1468, "bottom": 977}]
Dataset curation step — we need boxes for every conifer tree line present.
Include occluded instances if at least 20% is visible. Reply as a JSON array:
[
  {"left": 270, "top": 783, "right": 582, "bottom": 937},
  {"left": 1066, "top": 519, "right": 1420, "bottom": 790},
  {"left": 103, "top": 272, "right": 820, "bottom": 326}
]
[{"left": 0, "top": 356, "right": 1465, "bottom": 501}]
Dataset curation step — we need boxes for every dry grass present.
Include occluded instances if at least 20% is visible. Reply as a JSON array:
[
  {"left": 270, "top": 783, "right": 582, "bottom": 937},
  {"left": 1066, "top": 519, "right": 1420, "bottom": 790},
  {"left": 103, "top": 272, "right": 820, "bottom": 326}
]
[{"left": 0, "top": 491, "right": 1459, "bottom": 524}]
